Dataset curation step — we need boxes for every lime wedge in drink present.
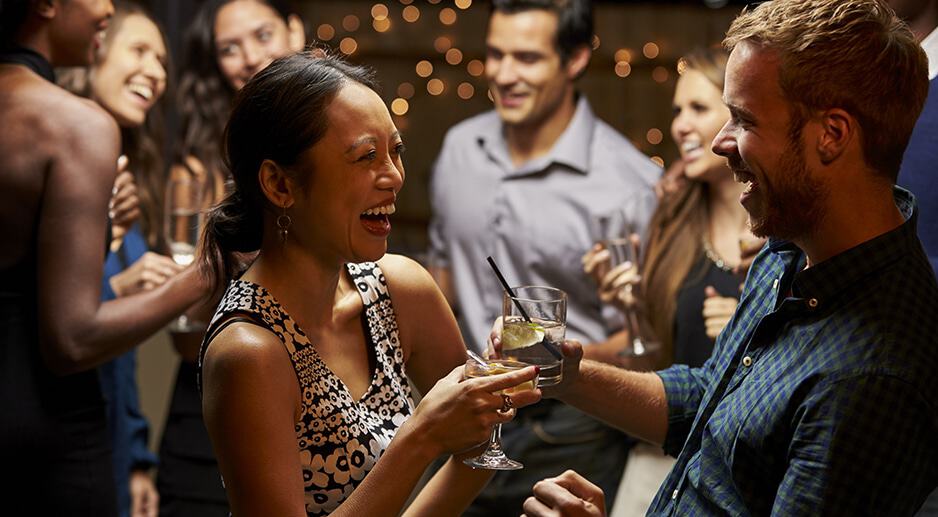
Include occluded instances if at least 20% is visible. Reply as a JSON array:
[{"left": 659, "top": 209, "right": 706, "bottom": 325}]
[{"left": 502, "top": 322, "right": 546, "bottom": 350}]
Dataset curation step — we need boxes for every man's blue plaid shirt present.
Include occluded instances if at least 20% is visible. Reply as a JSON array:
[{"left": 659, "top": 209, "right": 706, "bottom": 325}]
[{"left": 649, "top": 188, "right": 938, "bottom": 515}]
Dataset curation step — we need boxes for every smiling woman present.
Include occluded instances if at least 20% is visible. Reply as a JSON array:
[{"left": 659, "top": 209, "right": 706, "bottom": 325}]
[{"left": 196, "top": 51, "right": 539, "bottom": 516}]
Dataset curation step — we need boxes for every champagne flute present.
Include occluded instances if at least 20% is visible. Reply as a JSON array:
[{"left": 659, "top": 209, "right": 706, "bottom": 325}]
[
  {"left": 591, "top": 210, "right": 659, "bottom": 357},
  {"left": 164, "top": 175, "right": 203, "bottom": 332},
  {"left": 462, "top": 356, "right": 536, "bottom": 470}
]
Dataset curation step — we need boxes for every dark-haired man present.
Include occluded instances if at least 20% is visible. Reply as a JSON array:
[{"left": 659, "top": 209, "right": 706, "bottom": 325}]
[{"left": 428, "top": 0, "right": 659, "bottom": 514}]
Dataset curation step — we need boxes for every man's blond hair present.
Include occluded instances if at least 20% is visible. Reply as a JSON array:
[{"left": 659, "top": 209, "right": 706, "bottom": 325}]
[{"left": 724, "top": 0, "right": 928, "bottom": 180}]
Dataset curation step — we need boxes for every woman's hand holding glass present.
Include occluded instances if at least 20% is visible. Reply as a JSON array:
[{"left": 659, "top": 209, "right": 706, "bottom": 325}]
[{"left": 403, "top": 363, "right": 540, "bottom": 460}]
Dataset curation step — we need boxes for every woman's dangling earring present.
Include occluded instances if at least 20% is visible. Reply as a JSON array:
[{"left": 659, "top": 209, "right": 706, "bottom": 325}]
[{"left": 277, "top": 205, "right": 292, "bottom": 244}]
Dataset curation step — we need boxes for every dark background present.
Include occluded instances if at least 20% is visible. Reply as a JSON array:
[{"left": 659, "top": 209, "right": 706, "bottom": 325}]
[{"left": 143, "top": 0, "right": 747, "bottom": 255}]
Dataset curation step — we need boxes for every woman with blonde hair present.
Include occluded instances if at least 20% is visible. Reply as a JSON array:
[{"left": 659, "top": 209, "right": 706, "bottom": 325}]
[{"left": 584, "top": 46, "right": 760, "bottom": 516}]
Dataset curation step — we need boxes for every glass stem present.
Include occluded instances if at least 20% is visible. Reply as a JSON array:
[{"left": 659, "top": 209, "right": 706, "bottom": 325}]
[{"left": 486, "top": 424, "right": 504, "bottom": 455}]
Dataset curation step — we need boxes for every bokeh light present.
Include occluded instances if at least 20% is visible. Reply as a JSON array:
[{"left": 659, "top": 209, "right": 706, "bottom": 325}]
[
  {"left": 615, "top": 62, "right": 632, "bottom": 78},
  {"left": 615, "top": 48, "right": 632, "bottom": 63},
  {"left": 455, "top": 0, "right": 472, "bottom": 8},
  {"left": 434, "top": 36, "right": 452, "bottom": 53},
  {"left": 652, "top": 66, "right": 669, "bottom": 83},
  {"left": 339, "top": 37, "right": 358, "bottom": 55},
  {"left": 342, "top": 15, "right": 360, "bottom": 32},
  {"left": 487, "top": 89, "right": 494, "bottom": 102},
  {"left": 428, "top": 0, "right": 441, "bottom": 4},
  {"left": 416, "top": 60, "right": 434, "bottom": 77},
  {"left": 371, "top": 3, "right": 389, "bottom": 20},
  {"left": 373, "top": 17, "right": 391, "bottom": 32},
  {"left": 445, "top": 48, "right": 464, "bottom": 65},
  {"left": 402, "top": 5, "right": 420, "bottom": 22},
  {"left": 643, "top": 42, "right": 660, "bottom": 59},
  {"left": 651, "top": 156, "right": 665, "bottom": 167},
  {"left": 457, "top": 82, "right": 475, "bottom": 99},
  {"left": 439, "top": 8, "right": 457, "bottom": 25},
  {"left": 397, "top": 82, "right": 415, "bottom": 99},
  {"left": 676, "top": 57, "right": 688, "bottom": 75},
  {"left": 646, "top": 128, "right": 663, "bottom": 145},
  {"left": 592, "top": 35, "right": 601, "bottom": 50},
  {"left": 427, "top": 78, "right": 445, "bottom": 95},
  {"left": 391, "top": 98, "right": 409, "bottom": 116},
  {"left": 317, "top": 24, "right": 335, "bottom": 41},
  {"left": 399, "top": 0, "right": 413, "bottom": 4},
  {"left": 466, "top": 59, "right": 484, "bottom": 77}
]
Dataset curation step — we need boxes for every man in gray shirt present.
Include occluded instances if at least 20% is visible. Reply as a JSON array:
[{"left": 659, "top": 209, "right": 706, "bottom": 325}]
[{"left": 428, "top": 0, "right": 659, "bottom": 514}]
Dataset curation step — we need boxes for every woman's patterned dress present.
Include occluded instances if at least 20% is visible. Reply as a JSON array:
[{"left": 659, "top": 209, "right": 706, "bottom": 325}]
[{"left": 200, "top": 262, "right": 415, "bottom": 515}]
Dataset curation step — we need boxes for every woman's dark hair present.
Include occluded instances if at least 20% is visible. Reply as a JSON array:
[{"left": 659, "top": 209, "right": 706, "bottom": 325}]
[
  {"left": 174, "top": 0, "right": 296, "bottom": 202},
  {"left": 490, "top": 0, "right": 593, "bottom": 62},
  {"left": 200, "top": 50, "right": 378, "bottom": 290},
  {"left": 57, "top": 0, "right": 172, "bottom": 251}
]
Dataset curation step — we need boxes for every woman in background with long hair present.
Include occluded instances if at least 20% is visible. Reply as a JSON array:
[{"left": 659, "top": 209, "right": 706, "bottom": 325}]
[
  {"left": 158, "top": 2, "right": 305, "bottom": 515},
  {"left": 584, "top": 47, "right": 760, "bottom": 516}
]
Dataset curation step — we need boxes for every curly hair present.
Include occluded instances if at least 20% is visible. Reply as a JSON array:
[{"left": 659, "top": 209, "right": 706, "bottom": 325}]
[{"left": 724, "top": 0, "right": 928, "bottom": 181}]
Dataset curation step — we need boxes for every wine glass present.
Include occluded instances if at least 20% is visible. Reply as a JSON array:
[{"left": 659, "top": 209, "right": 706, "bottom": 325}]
[
  {"left": 462, "top": 357, "right": 536, "bottom": 470},
  {"left": 164, "top": 175, "right": 203, "bottom": 332},
  {"left": 591, "top": 210, "right": 659, "bottom": 358}
]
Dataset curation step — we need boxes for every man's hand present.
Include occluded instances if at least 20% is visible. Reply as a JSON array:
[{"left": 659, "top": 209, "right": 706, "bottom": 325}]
[
  {"left": 522, "top": 470, "right": 606, "bottom": 517},
  {"left": 540, "top": 340, "right": 584, "bottom": 400},
  {"left": 130, "top": 470, "right": 158, "bottom": 517}
]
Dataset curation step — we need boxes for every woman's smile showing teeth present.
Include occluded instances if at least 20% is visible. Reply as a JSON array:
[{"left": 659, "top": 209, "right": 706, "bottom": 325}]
[{"left": 360, "top": 203, "right": 396, "bottom": 236}]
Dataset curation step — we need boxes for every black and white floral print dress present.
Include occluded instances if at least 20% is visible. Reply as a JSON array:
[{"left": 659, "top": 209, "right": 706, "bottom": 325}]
[{"left": 200, "top": 262, "right": 415, "bottom": 516}]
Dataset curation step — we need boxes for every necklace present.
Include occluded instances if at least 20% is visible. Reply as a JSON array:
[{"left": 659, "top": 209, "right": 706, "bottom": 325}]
[{"left": 701, "top": 240, "right": 734, "bottom": 273}]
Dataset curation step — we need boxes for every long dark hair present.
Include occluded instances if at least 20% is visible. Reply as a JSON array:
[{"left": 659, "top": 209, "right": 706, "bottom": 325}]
[
  {"left": 200, "top": 51, "right": 378, "bottom": 291},
  {"left": 174, "top": 0, "right": 296, "bottom": 202},
  {"left": 641, "top": 47, "right": 728, "bottom": 364},
  {"left": 57, "top": 0, "right": 172, "bottom": 251}
]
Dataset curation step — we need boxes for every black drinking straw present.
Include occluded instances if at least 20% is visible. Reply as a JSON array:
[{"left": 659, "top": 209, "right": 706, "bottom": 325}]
[{"left": 486, "top": 256, "right": 563, "bottom": 360}]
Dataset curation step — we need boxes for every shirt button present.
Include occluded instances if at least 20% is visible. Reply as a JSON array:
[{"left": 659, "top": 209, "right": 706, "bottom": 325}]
[
  {"left": 807, "top": 298, "right": 818, "bottom": 308},
  {"left": 742, "top": 356, "right": 753, "bottom": 367},
  {"left": 671, "top": 489, "right": 679, "bottom": 500}
]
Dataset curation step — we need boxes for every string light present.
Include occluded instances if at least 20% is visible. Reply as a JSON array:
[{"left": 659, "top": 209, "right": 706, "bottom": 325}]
[
  {"left": 434, "top": 36, "right": 452, "bottom": 53},
  {"left": 614, "top": 49, "right": 632, "bottom": 63},
  {"left": 373, "top": 17, "right": 391, "bottom": 32},
  {"left": 466, "top": 59, "right": 484, "bottom": 77},
  {"left": 316, "top": 24, "right": 335, "bottom": 41},
  {"left": 455, "top": 0, "right": 472, "bottom": 8},
  {"left": 457, "top": 82, "right": 475, "bottom": 99},
  {"left": 646, "top": 128, "right": 663, "bottom": 145},
  {"left": 427, "top": 78, "right": 445, "bottom": 95},
  {"left": 342, "top": 15, "right": 360, "bottom": 32},
  {"left": 397, "top": 82, "right": 415, "bottom": 99},
  {"left": 402, "top": 5, "right": 420, "bottom": 22},
  {"left": 615, "top": 62, "right": 631, "bottom": 78},
  {"left": 445, "top": 48, "right": 463, "bottom": 65},
  {"left": 416, "top": 60, "right": 433, "bottom": 77},
  {"left": 439, "top": 8, "right": 457, "bottom": 25},
  {"left": 339, "top": 37, "right": 358, "bottom": 55},
  {"left": 391, "top": 98, "right": 409, "bottom": 116},
  {"left": 371, "top": 3, "right": 389, "bottom": 21},
  {"left": 643, "top": 42, "right": 659, "bottom": 59}
]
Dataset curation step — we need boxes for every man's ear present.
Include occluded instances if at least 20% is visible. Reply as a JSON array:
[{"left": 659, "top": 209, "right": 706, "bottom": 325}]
[
  {"left": 815, "top": 108, "right": 854, "bottom": 165},
  {"left": 565, "top": 45, "right": 591, "bottom": 80},
  {"left": 287, "top": 14, "right": 305, "bottom": 53},
  {"left": 258, "top": 159, "right": 295, "bottom": 209}
]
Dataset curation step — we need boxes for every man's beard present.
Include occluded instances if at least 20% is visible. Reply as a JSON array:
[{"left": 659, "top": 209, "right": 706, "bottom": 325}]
[{"left": 749, "top": 134, "right": 829, "bottom": 241}]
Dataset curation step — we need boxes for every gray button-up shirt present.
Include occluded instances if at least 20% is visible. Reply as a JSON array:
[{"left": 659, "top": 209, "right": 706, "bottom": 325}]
[{"left": 429, "top": 97, "right": 659, "bottom": 353}]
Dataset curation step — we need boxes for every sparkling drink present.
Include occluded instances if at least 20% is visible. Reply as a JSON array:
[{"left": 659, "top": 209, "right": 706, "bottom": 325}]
[
  {"left": 166, "top": 208, "right": 201, "bottom": 266},
  {"left": 501, "top": 317, "right": 564, "bottom": 386}
]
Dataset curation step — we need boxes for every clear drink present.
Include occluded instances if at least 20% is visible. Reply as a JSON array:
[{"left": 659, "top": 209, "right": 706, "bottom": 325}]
[
  {"left": 501, "top": 316, "right": 565, "bottom": 387},
  {"left": 166, "top": 208, "right": 201, "bottom": 266},
  {"left": 464, "top": 359, "right": 537, "bottom": 393}
]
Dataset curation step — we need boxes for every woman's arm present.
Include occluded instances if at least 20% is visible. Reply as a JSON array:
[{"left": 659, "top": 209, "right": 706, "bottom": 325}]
[
  {"left": 380, "top": 253, "right": 519, "bottom": 515},
  {"left": 37, "top": 100, "right": 207, "bottom": 375},
  {"left": 202, "top": 324, "right": 307, "bottom": 517}
]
